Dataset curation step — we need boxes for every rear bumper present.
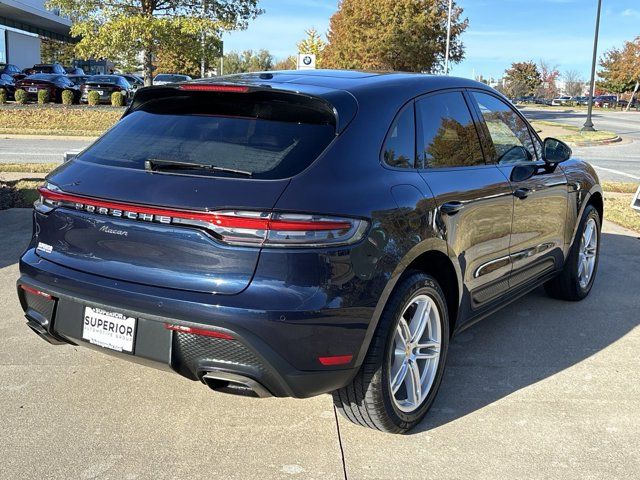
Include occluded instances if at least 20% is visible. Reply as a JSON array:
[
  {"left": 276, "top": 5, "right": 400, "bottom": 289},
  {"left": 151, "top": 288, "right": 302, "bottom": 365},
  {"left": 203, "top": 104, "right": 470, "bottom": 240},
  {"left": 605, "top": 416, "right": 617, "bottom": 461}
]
[{"left": 18, "top": 247, "right": 372, "bottom": 398}]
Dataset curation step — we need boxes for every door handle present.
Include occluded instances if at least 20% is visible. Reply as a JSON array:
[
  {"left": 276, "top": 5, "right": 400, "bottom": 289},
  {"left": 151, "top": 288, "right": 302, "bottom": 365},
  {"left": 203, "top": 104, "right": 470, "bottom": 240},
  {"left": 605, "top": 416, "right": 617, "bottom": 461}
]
[
  {"left": 514, "top": 187, "right": 530, "bottom": 199},
  {"left": 440, "top": 201, "right": 464, "bottom": 215}
]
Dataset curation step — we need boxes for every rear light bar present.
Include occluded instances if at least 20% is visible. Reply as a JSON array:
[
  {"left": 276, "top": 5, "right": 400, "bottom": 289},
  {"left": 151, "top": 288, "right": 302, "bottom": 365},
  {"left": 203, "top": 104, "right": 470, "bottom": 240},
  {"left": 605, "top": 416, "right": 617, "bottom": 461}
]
[
  {"left": 164, "top": 323, "right": 234, "bottom": 340},
  {"left": 37, "top": 184, "right": 368, "bottom": 248},
  {"left": 20, "top": 284, "right": 54, "bottom": 300},
  {"left": 178, "top": 84, "right": 249, "bottom": 93}
]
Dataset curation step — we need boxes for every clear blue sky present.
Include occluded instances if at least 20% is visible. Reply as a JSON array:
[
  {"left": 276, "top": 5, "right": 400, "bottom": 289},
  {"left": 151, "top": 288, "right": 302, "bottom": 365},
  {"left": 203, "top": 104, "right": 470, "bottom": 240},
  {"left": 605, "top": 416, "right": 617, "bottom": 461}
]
[{"left": 223, "top": 0, "right": 640, "bottom": 80}]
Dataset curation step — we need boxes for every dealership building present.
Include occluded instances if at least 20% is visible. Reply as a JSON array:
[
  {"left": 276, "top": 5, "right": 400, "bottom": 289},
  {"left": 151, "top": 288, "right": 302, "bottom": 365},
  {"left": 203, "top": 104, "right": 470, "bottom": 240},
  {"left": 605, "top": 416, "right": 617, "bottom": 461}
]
[{"left": 0, "top": 0, "right": 72, "bottom": 69}]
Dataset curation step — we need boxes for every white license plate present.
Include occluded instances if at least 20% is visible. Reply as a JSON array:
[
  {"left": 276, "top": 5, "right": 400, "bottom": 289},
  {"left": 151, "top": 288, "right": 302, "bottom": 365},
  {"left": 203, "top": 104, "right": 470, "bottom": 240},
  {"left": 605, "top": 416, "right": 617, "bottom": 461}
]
[
  {"left": 28, "top": 87, "right": 38, "bottom": 93},
  {"left": 95, "top": 90, "right": 104, "bottom": 95},
  {"left": 82, "top": 306, "right": 136, "bottom": 353}
]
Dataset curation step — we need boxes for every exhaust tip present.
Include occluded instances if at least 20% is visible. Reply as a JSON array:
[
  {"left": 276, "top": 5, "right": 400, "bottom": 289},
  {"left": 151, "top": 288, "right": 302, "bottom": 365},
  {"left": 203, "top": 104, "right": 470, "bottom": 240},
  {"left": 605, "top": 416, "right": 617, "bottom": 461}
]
[{"left": 201, "top": 371, "right": 272, "bottom": 398}]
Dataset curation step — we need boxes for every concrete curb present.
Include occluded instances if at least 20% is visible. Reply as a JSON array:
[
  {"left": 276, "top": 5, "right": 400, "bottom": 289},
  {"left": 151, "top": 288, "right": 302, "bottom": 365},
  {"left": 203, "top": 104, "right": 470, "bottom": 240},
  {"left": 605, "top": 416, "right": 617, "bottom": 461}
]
[{"left": 568, "top": 135, "right": 622, "bottom": 147}]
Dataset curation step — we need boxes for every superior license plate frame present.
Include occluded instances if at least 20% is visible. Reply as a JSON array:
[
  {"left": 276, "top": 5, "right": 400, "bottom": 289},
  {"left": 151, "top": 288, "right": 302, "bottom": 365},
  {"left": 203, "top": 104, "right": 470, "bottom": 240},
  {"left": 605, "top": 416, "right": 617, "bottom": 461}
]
[{"left": 82, "top": 306, "right": 137, "bottom": 354}]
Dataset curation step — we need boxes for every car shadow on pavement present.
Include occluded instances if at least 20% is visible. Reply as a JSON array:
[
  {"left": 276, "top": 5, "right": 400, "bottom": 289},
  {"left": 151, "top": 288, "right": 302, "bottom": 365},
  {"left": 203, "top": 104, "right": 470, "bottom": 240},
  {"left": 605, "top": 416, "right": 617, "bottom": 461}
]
[
  {"left": 411, "top": 231, "right": 640, "bottom": 434},
  {"left": 0, "top": 208, "right": 32, "bottom": 269}
]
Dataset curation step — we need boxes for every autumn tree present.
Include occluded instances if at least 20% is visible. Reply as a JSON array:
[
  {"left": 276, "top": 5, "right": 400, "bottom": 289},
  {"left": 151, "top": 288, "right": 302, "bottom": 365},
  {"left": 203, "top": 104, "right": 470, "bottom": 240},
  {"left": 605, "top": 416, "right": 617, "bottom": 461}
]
[
  {"left": 297, "top": 28, "right": 326, "bottom": 68},
  {"left": 504, "top": 61, "right": 541, "bottom": 98},
  {"left": 598, "top": 36, "right": 640, "bottom": 110},
  {"left": 223, "top": 49, "right": 274, "bottom": 74},
  {"left": 40, "top": 38, "right": 76, "bottom": 65},
  {"left": 272, "top": 56, "right": 296, "bottom": 71},
  {"left": 156, "top": 34, "right": 223, "bottom": 77},
  {"left": 46, "top": 0, "right": 262, "bottom": 85},
  {"left": 322, "top": 0, "right": 468, "bottom": 72},
  {"left": 536, "top": 60, "right": 560, "bottom": 98},
  {"left": 563, "top": 70, "right": 585, "bottom": 97}
]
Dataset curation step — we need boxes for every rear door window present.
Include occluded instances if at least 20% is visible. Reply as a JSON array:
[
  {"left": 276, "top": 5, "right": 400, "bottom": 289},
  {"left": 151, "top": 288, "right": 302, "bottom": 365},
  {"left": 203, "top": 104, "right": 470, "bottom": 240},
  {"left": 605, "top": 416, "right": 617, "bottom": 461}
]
[
  {"left": 77, "top": 91, "right": 336, "bottom": 180},
  {"left": 415, "top": 91, "right": 485, "bottom": 168}
]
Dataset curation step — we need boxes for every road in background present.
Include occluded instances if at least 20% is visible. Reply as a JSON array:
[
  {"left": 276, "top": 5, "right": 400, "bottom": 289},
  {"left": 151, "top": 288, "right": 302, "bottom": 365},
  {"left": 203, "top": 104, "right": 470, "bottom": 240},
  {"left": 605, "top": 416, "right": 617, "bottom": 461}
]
[
  {"left": 521, "top": 108, "right": 640, "bottom": 182},
  {"left": 0, "top": 137, "right": 93, "bottom": 164},
  {"left": 1, "top": 208, "right": 639, "bottom": 479}
]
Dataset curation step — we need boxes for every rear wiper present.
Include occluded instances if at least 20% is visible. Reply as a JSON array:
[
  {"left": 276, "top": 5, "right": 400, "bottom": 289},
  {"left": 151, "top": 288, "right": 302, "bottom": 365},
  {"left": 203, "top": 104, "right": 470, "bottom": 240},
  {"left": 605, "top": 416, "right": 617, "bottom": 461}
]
[{"left": 144, "top": 159, "right": 253, "bottom": 177}]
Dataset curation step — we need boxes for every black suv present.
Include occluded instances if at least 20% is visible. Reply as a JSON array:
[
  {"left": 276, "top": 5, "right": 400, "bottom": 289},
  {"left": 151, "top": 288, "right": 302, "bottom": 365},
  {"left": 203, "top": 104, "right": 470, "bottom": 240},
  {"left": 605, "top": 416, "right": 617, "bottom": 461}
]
[{"left": 17, "top": 71, "right": 602, "bottom": 433}]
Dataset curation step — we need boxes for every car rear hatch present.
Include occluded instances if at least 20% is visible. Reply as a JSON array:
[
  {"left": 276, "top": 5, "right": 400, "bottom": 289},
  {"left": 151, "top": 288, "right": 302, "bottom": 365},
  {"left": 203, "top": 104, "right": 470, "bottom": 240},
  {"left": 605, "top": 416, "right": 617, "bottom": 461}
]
[{"left": 35, "top": 82, "right": 355, "bottom": 295}]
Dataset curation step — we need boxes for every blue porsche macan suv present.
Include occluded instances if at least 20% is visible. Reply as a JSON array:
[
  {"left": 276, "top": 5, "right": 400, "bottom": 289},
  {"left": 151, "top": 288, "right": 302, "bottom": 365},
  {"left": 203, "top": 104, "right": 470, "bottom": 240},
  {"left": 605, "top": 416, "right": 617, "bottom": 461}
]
[{"left": 17, "top": 70, "right": 602, "bottom": 433}]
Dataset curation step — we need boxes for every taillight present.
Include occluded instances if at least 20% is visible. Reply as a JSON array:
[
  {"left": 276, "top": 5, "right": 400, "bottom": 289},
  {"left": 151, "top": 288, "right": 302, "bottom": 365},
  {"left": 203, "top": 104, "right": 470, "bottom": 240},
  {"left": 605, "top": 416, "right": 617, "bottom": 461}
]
[{"left": 37, "top": 184, "right": 369, "bottom": 248}]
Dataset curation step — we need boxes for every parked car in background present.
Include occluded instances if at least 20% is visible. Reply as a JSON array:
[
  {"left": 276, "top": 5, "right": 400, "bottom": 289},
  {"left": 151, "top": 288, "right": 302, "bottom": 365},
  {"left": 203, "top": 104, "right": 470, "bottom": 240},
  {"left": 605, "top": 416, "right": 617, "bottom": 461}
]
[
  {"left": 575, "top": 96, "right": 590, "bottom": 105},
  {"left": 80, "top": 75, "right": 133, "bottom": 104},
  {"left": 154, "top": 73, "right": 192, "bottom": 85},
  {"left": 17, "top": 71, "right": 603, "bottom": 434},
  {"left": 15, "top": 74, "right": 81, "bottom": 103},
  {"left": 0, "top": 72, "right": 16, "bottom": 99},
  {"left": 68, "top": 75, "right": 91, "bottom": 86},
  {"left": 534, "top": 97, "right": 552, "bottom": 106},
  {"left": 551, "top": 96, "right": 573, "bottom": 106},
  {"left": 0, "top": 62, "right": 22, "bottom": 79},
  {"left": 593, "top": 95, "right": 617, "bottom": 108},
  {"left": 28, "top": 63, "right": 67, "bottom": 75},
  {"left": 65, "top": 67, "right": 85, "bottom": 75},
  {"left": 120, "top": 74, "right": 144, "bottom": 91},
  {"left": 616, "top": 99, "right": 639, "bottom": 109}
]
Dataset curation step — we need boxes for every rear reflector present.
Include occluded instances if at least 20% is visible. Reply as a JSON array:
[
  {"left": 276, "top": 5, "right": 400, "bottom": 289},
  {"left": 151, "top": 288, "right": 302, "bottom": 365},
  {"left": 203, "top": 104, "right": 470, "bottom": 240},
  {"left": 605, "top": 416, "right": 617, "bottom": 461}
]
[
  {"left": 164, "top": 323, "right": 234, "bottom": 340},
  {"left": 178, "top": 84, "right": 249, "bottom": 93},
  {"left": 20, "top": 284, "right": 53, "bottom": 300},
  {"left": 38, "top": 185, "right": 368, "bottom": 248},
  {"left": 318, "top": 355, "right": 353, "bottom": 366}
]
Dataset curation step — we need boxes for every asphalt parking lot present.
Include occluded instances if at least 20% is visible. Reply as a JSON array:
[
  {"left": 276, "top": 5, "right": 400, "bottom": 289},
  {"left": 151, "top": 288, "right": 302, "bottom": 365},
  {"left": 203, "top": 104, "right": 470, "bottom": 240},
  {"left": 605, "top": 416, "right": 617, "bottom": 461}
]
[{"left": 1, "top": 208, "right": 639, "bottom": 479}]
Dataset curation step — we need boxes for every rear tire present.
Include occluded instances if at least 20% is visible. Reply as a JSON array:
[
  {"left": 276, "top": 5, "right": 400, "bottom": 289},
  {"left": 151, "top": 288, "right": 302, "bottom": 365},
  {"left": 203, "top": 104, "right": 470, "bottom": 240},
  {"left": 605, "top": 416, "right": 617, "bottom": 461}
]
[
  {"left": 332, "top": 272, "right": 449, "bottom": 433},
  {"left": 545, "top": 204, "right": 601, "bottom": 301}
]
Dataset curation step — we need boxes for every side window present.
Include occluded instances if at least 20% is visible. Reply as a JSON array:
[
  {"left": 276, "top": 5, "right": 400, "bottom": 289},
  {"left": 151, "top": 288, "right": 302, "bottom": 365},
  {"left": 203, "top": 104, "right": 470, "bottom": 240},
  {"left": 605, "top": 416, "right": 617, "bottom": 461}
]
[
  {"left": 415, "top": 91, "right": 485, "bottom": 168},
  {"left": 471, "top": 92, "right": 537, "bottom": 164},
  {"left": 382, "top": 104, "right": 415, "bottom": 169}
]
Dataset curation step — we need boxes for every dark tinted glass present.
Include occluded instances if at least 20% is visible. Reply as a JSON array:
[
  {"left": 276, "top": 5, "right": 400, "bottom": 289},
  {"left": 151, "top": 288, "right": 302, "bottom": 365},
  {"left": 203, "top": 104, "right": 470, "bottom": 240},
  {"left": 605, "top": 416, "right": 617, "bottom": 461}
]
[
  {"left": 89, "top": 76, "right": 118, "bottom": 83},
  {"left": 382, "top": 105, "right": 415, "bottom": 169},
  {"left": 77, "top": 100, "right": 335, "bottom": 180},
  {"left": 472, "top": 92, "right": 537, "bottom": 164},
  {"left": 34, "top": 65, "right": 54, "bottom": 73},
  {"left": 415, "top": 92, "right": 484, "bottom": 168}
]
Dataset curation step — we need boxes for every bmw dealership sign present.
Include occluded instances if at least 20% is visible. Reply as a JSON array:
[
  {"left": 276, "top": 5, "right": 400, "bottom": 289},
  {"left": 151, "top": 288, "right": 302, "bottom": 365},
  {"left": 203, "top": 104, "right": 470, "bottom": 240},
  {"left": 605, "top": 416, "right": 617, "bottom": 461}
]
[{"left": 297, "top": 53, "right": 316, "bottom": 70}]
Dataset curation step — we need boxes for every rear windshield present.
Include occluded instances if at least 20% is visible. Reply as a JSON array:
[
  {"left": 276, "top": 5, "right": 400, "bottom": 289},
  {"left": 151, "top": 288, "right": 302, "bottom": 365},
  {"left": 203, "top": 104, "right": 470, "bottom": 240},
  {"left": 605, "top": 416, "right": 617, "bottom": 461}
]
[
  {"left": 76, "top": 91, "right": 336, "bottom": 179},
  {"left": 27, "top": 74, "right": 61, "bottom": 81},
  {"left": 88, "top": 76, "right": 119, "bottom": 83},
  {"left": 33, "top": 65, "right": 54, "bottom": 73}
]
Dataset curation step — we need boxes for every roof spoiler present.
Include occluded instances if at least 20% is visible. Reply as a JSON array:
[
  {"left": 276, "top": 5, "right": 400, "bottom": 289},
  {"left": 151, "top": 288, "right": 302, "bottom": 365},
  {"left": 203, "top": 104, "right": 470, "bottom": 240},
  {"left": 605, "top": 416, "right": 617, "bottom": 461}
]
[{"left": 124, "top": 81, "right": 357, "bottom": 134}]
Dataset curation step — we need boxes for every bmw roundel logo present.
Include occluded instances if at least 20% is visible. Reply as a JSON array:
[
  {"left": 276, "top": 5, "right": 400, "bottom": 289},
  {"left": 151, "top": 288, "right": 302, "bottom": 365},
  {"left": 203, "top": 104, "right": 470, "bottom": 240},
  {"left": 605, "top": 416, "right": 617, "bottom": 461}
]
[{"left": 303, "top": 55, "right": 312, "bottom": 65}]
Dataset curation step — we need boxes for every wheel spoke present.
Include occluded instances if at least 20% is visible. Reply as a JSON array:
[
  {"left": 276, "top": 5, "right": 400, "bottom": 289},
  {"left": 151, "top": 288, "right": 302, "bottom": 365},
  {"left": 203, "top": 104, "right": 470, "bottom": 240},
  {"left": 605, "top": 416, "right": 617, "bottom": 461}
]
[
  {"left": 578, "top": 258, "right": 585, "bottom": 278},
  {"left": 406, "top": 360, "right": 422, "bottom": 406},
  {"left": 414, "top": 341, "right": 440, "bottom": 359},
  {"left": 409, "top": 300, "right": 430, "bottom": 343},
  {"left": 390, "top": 360, "right": 408, "bottom": 394},
  {"left": 583, "top": 222, "right": 594, "bottom": 248},
  {"left": 396, "top": 318, "right": 410, "bottom": 347}
]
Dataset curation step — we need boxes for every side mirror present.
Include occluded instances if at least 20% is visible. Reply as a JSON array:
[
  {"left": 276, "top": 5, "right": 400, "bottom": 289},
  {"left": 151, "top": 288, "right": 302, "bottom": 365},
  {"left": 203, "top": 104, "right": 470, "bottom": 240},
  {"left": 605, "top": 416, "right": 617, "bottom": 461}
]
[{"left": 543, "top": 137, "right": 571, "bottom": 164}]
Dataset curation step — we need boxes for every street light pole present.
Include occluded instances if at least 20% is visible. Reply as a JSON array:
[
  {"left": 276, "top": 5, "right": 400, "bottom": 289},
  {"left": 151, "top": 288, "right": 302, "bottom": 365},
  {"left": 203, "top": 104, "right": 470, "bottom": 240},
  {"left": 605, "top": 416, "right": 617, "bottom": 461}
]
[
  {"left": 582, "top": 0, "right": 602, "bottom": 132},
  {"left": 444, "top": 0, "right": 453, "bottom": 75}
]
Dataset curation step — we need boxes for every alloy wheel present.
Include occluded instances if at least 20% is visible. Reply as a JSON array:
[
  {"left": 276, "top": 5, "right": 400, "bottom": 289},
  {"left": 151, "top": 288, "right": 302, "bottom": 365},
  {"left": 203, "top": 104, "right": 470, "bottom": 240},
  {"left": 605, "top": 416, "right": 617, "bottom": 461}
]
[
  {"left": 389, "top": 294, "right": 441, "bottom": 413},
  {"left": 578, "top": 218, "right": 598, "bottom": 289}
]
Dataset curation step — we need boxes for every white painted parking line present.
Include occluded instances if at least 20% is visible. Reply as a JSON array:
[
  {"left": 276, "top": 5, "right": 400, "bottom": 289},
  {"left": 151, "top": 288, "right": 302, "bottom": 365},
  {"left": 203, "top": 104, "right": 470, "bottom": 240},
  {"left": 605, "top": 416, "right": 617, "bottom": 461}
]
[
  {"left": 0, "top": 152, "right": 62, "bottom": 156},
  {"left": 593, "top": 165, "right": 640, "bottom": 181}
]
